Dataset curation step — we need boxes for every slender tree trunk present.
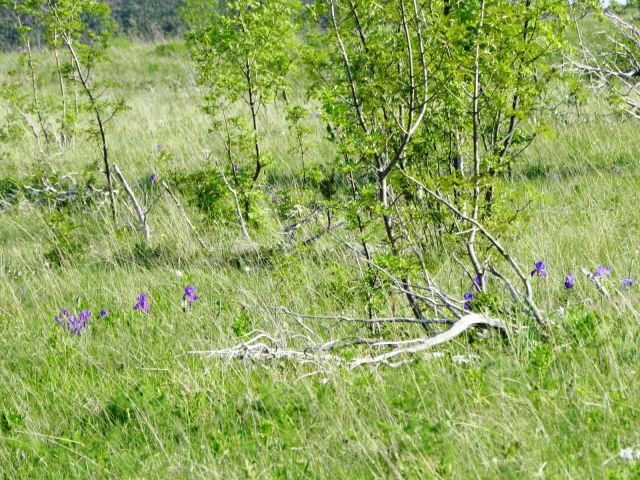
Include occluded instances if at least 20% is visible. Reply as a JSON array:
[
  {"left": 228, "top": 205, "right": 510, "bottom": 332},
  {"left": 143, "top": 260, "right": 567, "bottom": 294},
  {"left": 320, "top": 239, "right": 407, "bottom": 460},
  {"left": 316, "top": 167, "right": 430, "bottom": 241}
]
[
  {"left": 245, "top": 60, "right": 262, "bottom": 184},
  {"left": 65, "top": 37, "right": 117, "bottom": 223},
  {"left": 16, "top": 12, "right": 50, "bottom": 148},
  {"left": 53, "top": 32, "right": 69, "bottom": 145}
]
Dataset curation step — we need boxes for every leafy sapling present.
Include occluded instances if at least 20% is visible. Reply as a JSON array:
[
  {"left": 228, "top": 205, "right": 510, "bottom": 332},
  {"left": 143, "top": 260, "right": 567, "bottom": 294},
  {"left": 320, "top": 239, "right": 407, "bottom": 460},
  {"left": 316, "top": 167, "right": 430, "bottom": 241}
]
[
  {"left": 183, "top": 0, "right": 302, "bottom": 223},
  {"left": 41, "top": 0, "right": 128, "bottom": 223},
  {"left": 286, "top": 105, "right": 313, "bottom": 187}
]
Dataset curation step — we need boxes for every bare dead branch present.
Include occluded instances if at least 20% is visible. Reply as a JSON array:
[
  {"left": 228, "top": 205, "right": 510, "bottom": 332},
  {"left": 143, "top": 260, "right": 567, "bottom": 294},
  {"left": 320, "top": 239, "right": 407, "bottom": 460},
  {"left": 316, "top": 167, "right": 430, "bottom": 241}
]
[
  {"left": 581, "top": 267, "right": 610, "bottom": 299},
  {"left": 350, "top": 313, "right": 505, "bottom": 368},
  {"left": 113, "top": 164, "right": 149, "bottom": 240},
  {"left": 402, "top": 171, "right": 544, "bottom": 324}
]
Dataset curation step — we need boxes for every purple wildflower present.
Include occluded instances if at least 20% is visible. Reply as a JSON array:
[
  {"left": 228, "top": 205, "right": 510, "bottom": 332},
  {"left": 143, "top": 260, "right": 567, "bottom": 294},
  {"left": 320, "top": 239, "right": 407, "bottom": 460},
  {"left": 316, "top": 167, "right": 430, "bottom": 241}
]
[
  {"left": 56, "top": 307, "right": 71, "bottom": 328},
  {"left": 66, "top": 314, "right": 77, "bottom": 332},
  {"left": 472, "top": 274, "right": 488, "bottom": 291},
  {"left": 99, "top": 309, "right": 108, "bottom": 318},
  {"left": 531, "top": 261, "right": 547, "bottom": 278},
  {"left": 594, "top": 266, "right": 611, "bottom": 278},
  {"left": 150, "top": 173, "right": 158, "bottom": 184},
  {"left": 55, "top": 307, "right": 91, "bottom": 336},
  {"left": 564, "top": 274, "right": 575, "bottom": 290},
  {"left": 622, "top": 277, "right": 634, "bottom": 289},
  {"left": 72, "top": 310, "right": 92, "bottom": 336},
  {"left": 184, "top": 285, "right": 198, "bottom": 303},
  {"left": 463, "top": 292, "right": 474, "bottom": 310},
  {"left": 183, "top": 285, "right": 198, "bottom": 311},
  {"left": 134, "top": 293, "right": 150, "bottom": 313}
]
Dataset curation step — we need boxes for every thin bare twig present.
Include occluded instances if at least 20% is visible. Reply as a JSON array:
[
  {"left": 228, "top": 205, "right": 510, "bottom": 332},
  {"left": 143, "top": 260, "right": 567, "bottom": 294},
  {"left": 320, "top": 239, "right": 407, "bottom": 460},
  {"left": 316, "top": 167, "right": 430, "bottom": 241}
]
[{"left": 113, "top": 164, "right": 148, "bottom": 240}]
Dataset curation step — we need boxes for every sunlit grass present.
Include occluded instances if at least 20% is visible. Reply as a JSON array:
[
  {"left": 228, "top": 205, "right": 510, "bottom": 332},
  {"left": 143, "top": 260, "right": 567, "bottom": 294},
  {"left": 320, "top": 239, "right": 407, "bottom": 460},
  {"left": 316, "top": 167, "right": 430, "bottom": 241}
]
[{"left": 1, "top": 40, "right": 639, "bottom": 478}]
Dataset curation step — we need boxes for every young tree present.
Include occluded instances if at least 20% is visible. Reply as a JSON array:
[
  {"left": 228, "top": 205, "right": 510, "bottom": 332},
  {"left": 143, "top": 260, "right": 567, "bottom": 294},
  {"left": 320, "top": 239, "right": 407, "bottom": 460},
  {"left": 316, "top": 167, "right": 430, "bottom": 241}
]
[
  {"left": 40, "top": 0, "right": 127, "bottom": 223},
  {"left": 183, "top": 0, "right": 301, "bottom": 234},
  {"left": 309, "top": 0, "right": 594, "bottom": 325},
  {"left": 0, "top": 0, "right": 52, "bottom": 153}
]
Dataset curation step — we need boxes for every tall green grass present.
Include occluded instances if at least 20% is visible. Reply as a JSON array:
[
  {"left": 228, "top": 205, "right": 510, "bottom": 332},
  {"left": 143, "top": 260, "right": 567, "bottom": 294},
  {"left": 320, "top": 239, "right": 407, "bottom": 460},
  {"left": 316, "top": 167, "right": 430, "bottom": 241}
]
[{"left": 1, "top": 41, "right": 639, "bottom": 478}]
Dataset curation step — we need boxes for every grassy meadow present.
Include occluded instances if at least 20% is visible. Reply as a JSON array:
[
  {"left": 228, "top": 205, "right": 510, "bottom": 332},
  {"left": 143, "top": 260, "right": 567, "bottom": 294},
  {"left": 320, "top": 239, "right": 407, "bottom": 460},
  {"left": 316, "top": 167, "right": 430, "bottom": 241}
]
[{"left": 1, "top": 38, "right": 640, "bottom": 479}]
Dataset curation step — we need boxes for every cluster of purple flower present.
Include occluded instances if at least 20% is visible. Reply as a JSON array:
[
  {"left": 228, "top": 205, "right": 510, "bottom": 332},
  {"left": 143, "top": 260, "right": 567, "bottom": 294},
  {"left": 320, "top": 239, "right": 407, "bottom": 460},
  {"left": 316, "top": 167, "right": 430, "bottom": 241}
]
[
  {"left": 56, "top": 285, "right": 199, "bottom": 336},
  {"left": 560, "top": 265, "right": 632, "bottom": 291},
  {"left": 462, "top": 275, "right": 488, "bottom": 310},
  {"left": 55, "top": 307, "right": 107, "bottom": 336},
  {"left": 132, "top": 285, "right": 199, "bottom": 315},
  {"left": 463, "top": 261, "right": 634, "bottom": 310}
]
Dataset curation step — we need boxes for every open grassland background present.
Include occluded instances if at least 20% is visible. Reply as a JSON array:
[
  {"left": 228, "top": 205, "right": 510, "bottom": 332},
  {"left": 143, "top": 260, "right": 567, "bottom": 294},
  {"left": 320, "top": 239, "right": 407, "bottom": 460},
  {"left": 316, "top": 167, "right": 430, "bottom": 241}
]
[{"left": 1, "top": 40, "right": 640, "bottom": 478}]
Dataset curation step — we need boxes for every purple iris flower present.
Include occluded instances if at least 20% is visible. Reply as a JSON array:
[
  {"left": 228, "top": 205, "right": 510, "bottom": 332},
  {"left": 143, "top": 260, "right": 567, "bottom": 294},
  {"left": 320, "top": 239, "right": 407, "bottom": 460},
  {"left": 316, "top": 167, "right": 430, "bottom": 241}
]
[
  {"left": 593, "top": 266, "right": 611, "bottom": 278},
  {"left": 150, "top": 173, "right": 157, "bottom": 184},
  {"left": 134, "top": 293, "right": 150, "bottom": 313},
  {"left": 472, "top": 274, "right": 488, "bottom": 291},
  {"left": 564, "top": 274, "right": 575, "bottom": 290},
  {"left": 67, "top": 314, "right": 77, "bottom": 332},
  {"left": 531, "top": 261, "right": 547, "bottom": 278},
  {"left": 184, "top": 285, "right": 198, "bottom": 303},
  {"left": 72, "top": 310, "right": 92, "bottom": 336},
  {"left": 182, "top": 285, "right": 198, "bottom": 312},
  {"left": 463, "top": 292, "right": 474, "bottom": 310},
  {"left": 622, "top": 277, "right": 634, "bottom": 289},
  {"left": 55, "top": 307, "right": 91, "bottom": 335},
  {"left": 99, "top": 309, "right": 108, "bottom": 318}
]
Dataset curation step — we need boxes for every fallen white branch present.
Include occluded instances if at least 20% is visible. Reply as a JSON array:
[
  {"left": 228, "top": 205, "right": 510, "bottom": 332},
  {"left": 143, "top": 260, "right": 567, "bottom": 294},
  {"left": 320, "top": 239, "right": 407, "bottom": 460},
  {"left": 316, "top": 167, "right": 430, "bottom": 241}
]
[
  {"left": 187, "top": 333, "right": 341, "bottom": 364},
  {"left": 350, "top": 313, "right": 506, "bottom": 369},
  {"left": 185, "top": 313, "right": 506, "bottom": 369}
]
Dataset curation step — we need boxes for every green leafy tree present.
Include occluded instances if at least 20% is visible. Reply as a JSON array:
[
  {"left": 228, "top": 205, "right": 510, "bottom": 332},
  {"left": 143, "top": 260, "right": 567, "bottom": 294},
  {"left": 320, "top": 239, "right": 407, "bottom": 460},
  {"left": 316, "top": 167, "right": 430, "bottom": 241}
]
[
  {"left": 286, "top": 104, "right": 312, "bottom": 186},
  {"left": 309, "top": 0, "right": 596, "bottom": 324},
  {"left": 40, "top": 0, "right": 127, "bottom": 222},
  {"left": 0, "top": 1, "right": 53, "bottom": 153},
  {"left": 183, "top": 0, "right": 301, "bottom": 230}
]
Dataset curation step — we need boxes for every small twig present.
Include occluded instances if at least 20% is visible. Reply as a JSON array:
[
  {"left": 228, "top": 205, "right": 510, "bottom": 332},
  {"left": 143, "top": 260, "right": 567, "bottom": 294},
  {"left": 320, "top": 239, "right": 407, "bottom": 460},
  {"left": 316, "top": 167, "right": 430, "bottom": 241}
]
[
  {"left": 299, "top": 220, "right": 345, "bottom": 247},
  {"left": 581, "top": 268, "right": 610, "bottom": 299},
  {"left": 213, "top": 159, "right": 254, "bottom": 245},
  {"left": 113, "top": 164, "right": 149, "bottom": 240}
]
